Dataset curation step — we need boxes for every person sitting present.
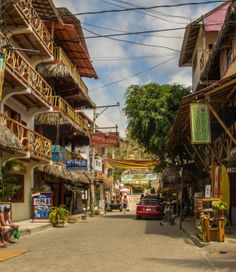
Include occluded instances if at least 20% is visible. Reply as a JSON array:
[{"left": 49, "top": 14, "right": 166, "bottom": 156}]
[
  {"left": 0, "top": 218, "right": 7, "bottom": 248},
  {"left": 0, "top": 206, "right": 18, "bottom": 243}
]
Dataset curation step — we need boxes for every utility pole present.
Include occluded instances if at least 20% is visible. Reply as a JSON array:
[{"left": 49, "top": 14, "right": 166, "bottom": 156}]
[{"left": 89, "top": 102, "right": 119, "bottom": 214}]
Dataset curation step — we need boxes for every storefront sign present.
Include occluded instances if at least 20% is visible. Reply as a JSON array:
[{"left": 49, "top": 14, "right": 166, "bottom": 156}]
[
  {"left": 32, "top": 192, "right": 53, "bottom": 220},
  {"left": 190, "top": 103, "right": 211, "bottom": 144},
  {"left": 90, "top": 132, "right": 120, "bottom": 148},
  {"left": 0, "top": 53, "right": 6, "bottom": 99},
  {"left": 66, "top": 159, "right": 88, "bottom": 170}
]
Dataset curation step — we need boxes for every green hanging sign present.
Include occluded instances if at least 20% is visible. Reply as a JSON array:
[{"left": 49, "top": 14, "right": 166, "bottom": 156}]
[{"left": 190, "top": 103, "right": 211, "bottom": 144}]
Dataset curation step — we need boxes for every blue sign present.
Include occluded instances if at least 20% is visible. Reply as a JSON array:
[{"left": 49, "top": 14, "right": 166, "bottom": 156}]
[
  {"left": 32, "top": 192, "right": 53, "bottom": 220},
  {"left": 66, "top": 159, "right": 88, "bottom": 170}
]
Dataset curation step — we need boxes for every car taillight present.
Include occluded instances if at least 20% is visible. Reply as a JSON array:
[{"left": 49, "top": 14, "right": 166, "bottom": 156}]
[{"left": 137, "top": 206, "right": 145, "bottom": 211}]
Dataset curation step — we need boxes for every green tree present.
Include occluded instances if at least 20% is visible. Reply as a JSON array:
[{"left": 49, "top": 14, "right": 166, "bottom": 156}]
[{"left": 124, "top": 83, "right": 191, "bottom": 162}]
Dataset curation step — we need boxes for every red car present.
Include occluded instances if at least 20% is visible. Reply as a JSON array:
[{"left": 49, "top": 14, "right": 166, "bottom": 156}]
[{"left": 136, "top": 198, "right": 162, "bottom": 219}]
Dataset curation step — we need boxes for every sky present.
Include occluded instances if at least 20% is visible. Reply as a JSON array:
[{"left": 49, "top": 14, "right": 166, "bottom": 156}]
[{"left": 54, "top": 0, "right": 224, "bottom": 137}]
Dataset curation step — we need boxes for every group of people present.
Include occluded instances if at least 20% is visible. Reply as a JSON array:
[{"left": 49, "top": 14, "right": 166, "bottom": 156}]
[{"left": 0, "top": 206, "right": 18, "bottom": 248}]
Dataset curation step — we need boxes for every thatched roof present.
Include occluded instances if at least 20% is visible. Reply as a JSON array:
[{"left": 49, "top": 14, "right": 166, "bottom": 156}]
[
  {"left": 35, "top": 112, "right": 88, "bottom": 136},
  {"left": 36, "top": 63, "right": 96, "bottom": 109},
  {"left": 37, "top": 62, "right": 71, "bottom": 78},
  {"left": 36, "top": 162, "right": 90, "bottom": 184},
  {"left": 0, "top": 123, "right": 23, "bottom": 150}
]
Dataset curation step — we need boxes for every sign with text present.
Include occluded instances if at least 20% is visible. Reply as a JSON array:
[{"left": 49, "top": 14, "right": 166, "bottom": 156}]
[
  {"left": 90, "top": 132, "right": 120, "bottom": 148},
  {"left": 190, "top": 103, "right": 211, "bottom": 144},
  {"left": 66, "top": 159, "right": 88, "bottom": 171},
  {"left": 32, "top": 192, "right": 53, "bottom": 220}
]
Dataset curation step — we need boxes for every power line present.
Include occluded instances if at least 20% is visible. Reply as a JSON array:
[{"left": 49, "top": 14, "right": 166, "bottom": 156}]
[
  {"left": 92, "top": 53, "right": 177, "bottom": 62},
  {"left": 96, "top": 0, "right": 188, "bottom": 25},
  {"left": 89, "top": 55, "right": 178, "bottom": 92},
  {"left": 82, "top": 22, "right": 183, "bottom": 39},
  {"left": 75, "top": 1, "right": 228, "bottom": 15},
  {"left": 83, "top": 27, "right": 181, "bottom": 52}
]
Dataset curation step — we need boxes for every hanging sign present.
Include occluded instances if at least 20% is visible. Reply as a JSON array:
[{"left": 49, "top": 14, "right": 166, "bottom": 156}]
[
  {"left": 0, "top": 53, "right": 6, "bottom": 99},
  {"left": 32, "top": 192, "right": 53, "bottom": 220},
  {"left": 90, "top": 132, "right": 120, "bottom": 148},
  {"left": 190, "top": 103, "right": 211, "bottom": 144}
]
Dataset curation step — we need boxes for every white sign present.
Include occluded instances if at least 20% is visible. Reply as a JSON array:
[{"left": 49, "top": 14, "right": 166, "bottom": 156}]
[{"left": 205, "top": 185, "right": 211, "bottom": 198}]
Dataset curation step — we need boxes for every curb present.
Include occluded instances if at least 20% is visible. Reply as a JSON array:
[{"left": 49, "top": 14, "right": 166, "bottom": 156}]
[
  {"left": 181, "top": 226, "right": 208, "bottom": 248},
  {"left": 19, "top": 223, "right": 52, "bottom": 237}
]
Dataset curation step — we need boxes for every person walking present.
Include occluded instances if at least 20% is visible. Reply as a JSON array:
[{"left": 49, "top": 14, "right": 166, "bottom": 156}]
[{"left": 122, "top": 195, "right": 128, "bottom": 214}]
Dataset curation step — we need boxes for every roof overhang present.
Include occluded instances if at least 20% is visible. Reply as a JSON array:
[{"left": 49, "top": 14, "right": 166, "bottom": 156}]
[
  {"left": 169, "top": 73, "right": 236, "bottom": 148},
  {"left": 44, "top": 20, "right": 97, "bottom": 79}
]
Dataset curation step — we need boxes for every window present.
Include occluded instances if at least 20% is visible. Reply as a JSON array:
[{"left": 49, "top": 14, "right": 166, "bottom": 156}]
[{"left": 11, "top": 174, "right": 24, "bottom": 203}]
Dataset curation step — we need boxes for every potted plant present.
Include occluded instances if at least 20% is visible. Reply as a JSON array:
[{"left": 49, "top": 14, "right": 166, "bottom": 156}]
[
  {"left": 49, "top": 205, "right": 70, "bottom": 227},
  {"left": 212, "top": 201, "right": 227, "bottom": 218}
]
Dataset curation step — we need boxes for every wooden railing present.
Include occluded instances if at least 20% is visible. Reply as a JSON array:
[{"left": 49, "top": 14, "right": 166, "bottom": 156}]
[
  {"left": 52, "top": 96, "right": 89, "bottom": 133},
  {"left": 14, "top": 0, "right": 53, "bottom": 54},
  {"left": 0, "top": 113, "right": 52, "bottom": 161},
  {"left": 53, "top": 47, "right": 88, "bottom": 94},
  {"left": 1, "top": 39, "right": 52, "bottom": 105}
]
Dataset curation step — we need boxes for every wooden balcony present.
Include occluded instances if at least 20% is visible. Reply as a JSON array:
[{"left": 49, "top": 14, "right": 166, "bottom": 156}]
[
  {"left": 53, "top": 47, "right": 91, "bottom": 103},
  {"left": 2, "top": 0, "right": 53, "bottom": 58},
  {"left": 52, "top": 96, "right": 89, "bottom": 134},
  {"left": 0, "top": 113, "right": 52, "bottom": 161},
  {"left": 1, "top": 38, "right": 52, "bottom": 108}
]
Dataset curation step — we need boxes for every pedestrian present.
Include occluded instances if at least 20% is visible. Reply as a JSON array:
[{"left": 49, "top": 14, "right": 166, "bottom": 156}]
[
  {"left": 104, "top": 196, "right": 108, "bottom": 214},
  {"left": 0, "top": 206, "right": 18, "bottom": 243},
  {"left": 122, "top": 195, "right": 128, "bottom": 214}
]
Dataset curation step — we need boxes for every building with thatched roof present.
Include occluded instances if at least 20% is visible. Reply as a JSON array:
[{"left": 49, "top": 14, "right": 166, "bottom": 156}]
[{"left": 0, "top": 0, "right": 103, "bottom": 220}]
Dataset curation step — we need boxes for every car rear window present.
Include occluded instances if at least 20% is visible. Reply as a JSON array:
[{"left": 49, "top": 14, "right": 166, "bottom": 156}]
[{"left": 140, "top": 199, "right": 159, "bottom": 206}]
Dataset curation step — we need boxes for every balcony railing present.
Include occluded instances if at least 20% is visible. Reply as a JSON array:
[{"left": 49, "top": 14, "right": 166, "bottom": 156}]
[
  {"left": 14, "top": 0, "right": 53, "bottom": 54},
  {"left": 52, "top": 96, "right": 89, "bottom": 133},
  {"left": 0, "top": 113, "right": 52, "bottom": 161},
  {"left": 1, "top": 41, "right": 52, "bottom": 105},
  {"left": 53, "top": 47, "right": 88, "bottom": 95}
]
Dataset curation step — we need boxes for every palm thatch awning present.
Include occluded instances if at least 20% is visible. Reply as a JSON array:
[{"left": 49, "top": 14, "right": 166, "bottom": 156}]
[
  {"left": 35, "top": 112, "right": 88, "bottom": 136},
  {"left": 36, "top": 162, "right": 90, "bottom": 184},
  {"left": 0, "top": 123, "right": 23, "bottom": 151},
  {"left": 36, "top": 63, "right": 95, "bottom": 108}
]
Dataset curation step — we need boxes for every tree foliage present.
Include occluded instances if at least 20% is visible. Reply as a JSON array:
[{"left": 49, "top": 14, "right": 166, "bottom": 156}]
[{"left": 124, "top": 83, "right": 191, "bottom": 160}]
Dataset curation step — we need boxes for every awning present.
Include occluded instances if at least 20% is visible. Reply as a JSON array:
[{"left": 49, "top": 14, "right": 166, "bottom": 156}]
[
  {"left": 169, "top": 72, "right": 236, "bottom": 148},
  {"left": 36, "top": 162, "right": 90, "bottom": 184},
  {"left": 105, "top": 159, "right": 159, "bottom": 170},
  {"left": 44, "top": 9, "right": 97, "bottom": 79}
]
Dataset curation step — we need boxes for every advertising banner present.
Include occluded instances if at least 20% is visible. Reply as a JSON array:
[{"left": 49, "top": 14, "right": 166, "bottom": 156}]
[
  {"left": 0, "top": 53, "right": 6, "bottom": 99},
  {"left": 90, "top": 132, "right": 119, "bottom": 148},
  {"left": 32, "top": 192, "right": 53, "bottom": 220},
  {"left": 190, "top": 103, "right": 211, "bottom": 144}
]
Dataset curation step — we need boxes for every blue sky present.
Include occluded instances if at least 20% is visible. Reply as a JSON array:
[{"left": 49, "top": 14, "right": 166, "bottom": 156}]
[{"left": 54, "top": 0, "right": 223, "bottom": 137}]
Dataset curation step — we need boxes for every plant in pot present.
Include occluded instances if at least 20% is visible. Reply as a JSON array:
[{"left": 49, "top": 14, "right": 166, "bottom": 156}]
[
  {"left": 49, "top": 205, "right": 70, "bottom": 227},
  {"left": 212, "top": 201, "right": 227, "bottom": 218}
]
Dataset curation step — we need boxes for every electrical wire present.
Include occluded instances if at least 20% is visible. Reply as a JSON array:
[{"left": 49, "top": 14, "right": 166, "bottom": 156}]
[
  {"left": 96, "top": 0, "right": 188, "bottom": 25},
  {"left": 83, "top": 27, "right": 181, "bottom": 52},
  {"left": 89, "top": 55, "right": 178, "bottom": 92},
  {"left": 82, "top": 22, "right": 183, "bottom": 39},
  {"left": 74, "top": 1, "right": 228, "bottom": 16}
]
